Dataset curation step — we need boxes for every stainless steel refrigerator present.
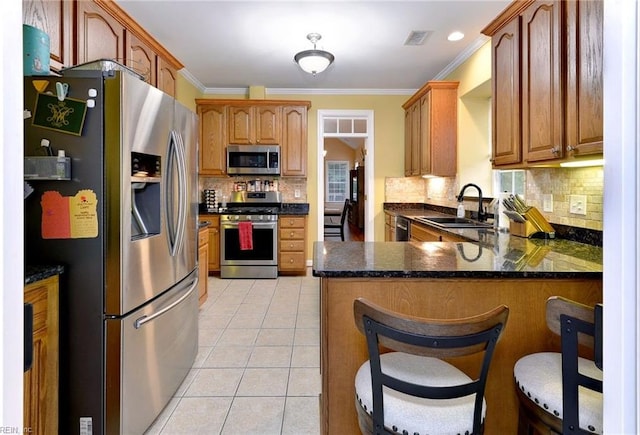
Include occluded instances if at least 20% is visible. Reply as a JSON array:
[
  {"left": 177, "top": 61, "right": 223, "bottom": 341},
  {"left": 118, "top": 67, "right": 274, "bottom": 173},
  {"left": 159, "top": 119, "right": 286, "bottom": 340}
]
[{"left": 24, "top": 69, "right": 199, "bottom": 434}]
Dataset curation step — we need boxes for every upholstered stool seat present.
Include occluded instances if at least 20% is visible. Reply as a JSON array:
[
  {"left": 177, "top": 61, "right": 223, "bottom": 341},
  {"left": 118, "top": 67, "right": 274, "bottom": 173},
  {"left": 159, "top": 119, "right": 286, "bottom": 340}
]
[
  {"left": 355, "top": 352, "right": 486, "bottom": 435},
  {"left": 514, "top": 352, "right": 603, "bottom": 434}
]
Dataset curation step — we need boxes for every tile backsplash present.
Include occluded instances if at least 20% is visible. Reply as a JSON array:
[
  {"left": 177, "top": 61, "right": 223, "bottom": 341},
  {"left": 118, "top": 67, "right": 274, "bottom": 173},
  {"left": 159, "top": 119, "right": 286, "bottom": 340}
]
[
  {"left": 200, "top": 177, "right": 308, "bottom": 204},
  {"left": 385, "top": 166, "right": 603, "bottom": 231}
]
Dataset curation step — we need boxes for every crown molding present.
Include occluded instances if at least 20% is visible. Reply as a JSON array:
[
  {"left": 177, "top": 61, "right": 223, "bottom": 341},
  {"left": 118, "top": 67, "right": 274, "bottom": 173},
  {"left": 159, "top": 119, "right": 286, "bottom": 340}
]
[
  {"left": 433, "top": 35, "right": 490, "bottom": 80},
  {"left": 178, "top": 68, "right": 205, "bottom": 93},
  {"left": 201, "top": 87, "right": 416, "bottom": 96}
]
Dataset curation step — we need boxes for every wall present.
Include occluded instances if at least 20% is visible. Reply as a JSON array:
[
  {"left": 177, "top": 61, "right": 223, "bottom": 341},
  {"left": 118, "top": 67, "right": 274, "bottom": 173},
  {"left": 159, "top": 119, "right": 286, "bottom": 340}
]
[{"left": 175, "top": 72, "right": 201, "bottom": 112}]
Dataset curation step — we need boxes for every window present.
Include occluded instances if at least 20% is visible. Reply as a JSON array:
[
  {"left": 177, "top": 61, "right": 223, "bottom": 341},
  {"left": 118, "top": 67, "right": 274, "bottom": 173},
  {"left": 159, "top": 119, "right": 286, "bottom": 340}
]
[
  {"left": 326, "top": 161, "right": 349, "bottom": 202},
  {"left": 494, "top": 169, "right": 526, "bottom": 196}
]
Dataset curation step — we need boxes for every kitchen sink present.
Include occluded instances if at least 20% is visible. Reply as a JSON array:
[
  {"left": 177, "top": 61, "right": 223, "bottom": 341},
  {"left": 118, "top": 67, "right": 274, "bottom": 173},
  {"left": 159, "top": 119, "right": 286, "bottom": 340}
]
[{"left": 414, "top": 216, "right": 493, "bottom": 229}]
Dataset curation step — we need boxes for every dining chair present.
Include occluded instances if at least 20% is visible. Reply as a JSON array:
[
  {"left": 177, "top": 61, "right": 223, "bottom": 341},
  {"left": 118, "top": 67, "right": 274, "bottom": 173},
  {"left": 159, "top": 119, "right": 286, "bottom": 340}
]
[
  {"left": 353, "top": 298, "right": 509, "bottom": 435},
  {"left": 324, "top": 198, "right": 349, "bottom": 241},
  {"left": 513, "top": 296, "right": 603, "bottom": 434}
]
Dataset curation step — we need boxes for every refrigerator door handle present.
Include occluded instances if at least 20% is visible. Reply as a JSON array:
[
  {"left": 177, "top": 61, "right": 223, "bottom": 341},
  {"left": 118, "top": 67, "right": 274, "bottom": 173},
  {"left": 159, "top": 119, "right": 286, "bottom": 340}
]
[
  {"left": 173, "top": 130, "right": 187, "bottom": 253},
  {"left": 166, "top": 131, "right": 187, "bottom": 256},
  {"left": 133, "top": 276, "right": 198, "bottom": 329}
]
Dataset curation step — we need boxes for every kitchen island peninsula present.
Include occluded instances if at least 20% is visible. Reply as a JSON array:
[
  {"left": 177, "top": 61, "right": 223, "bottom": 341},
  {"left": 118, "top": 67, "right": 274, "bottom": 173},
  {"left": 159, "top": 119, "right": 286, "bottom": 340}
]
[{"left": 313, "top": 239, "right": 602, "bottom": 434}]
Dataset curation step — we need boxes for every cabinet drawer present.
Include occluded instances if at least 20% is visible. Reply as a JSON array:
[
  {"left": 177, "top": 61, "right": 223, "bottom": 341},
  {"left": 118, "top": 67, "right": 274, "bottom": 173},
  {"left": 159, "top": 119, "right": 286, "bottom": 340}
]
[
  {"left": 280, "top": 240, "right": 305, "bottom": 252},
  {"left": 279, "top": 252, "right": 306, "bottom": 270},
  {"left": 280, "top": 228, "right": 305, "bottom": 240},
  {"left": 279, "top": 217, "right": 305, "bottom": 228}
]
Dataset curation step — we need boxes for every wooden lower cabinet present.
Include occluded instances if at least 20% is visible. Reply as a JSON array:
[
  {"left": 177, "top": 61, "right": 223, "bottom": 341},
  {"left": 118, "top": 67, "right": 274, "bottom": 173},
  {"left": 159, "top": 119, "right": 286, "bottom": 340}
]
[
  {"left": 24, "top": 275, "right": 59, "bottom": 435},
  {"left": 278, "top": 215, "right": 307, "bottom": 274},
  {"left": 199, "top": 216, "right": 220, "bottom": 273},
  {"left": 197, "top": 225, "right": 209, "bottom": 307},
  {"left": 410, "top": 222, "right": 466, "bottom": 242}
]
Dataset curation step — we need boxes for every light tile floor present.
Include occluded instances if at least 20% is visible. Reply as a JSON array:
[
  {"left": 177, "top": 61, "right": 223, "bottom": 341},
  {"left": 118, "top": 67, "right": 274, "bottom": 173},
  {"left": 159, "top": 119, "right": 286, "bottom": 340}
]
[{"left": 145, "top": 270, "right": 321, "bottom": 435}]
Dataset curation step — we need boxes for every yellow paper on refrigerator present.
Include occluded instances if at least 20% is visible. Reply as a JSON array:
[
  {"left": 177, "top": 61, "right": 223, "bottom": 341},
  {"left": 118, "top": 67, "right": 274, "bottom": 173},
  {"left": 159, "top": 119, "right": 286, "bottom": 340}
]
[{"left": 69, "top": 189, "right": 98, "bottom": 238}]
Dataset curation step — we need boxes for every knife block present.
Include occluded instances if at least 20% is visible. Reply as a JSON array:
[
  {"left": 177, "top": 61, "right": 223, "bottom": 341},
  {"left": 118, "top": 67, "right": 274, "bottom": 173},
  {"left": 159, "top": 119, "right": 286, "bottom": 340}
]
[
  {"left": 509, "top": 220, "right": 537, "bottom": 238},
  {"left": 509, "top": 218, "right": 555, "bottom": 239}
]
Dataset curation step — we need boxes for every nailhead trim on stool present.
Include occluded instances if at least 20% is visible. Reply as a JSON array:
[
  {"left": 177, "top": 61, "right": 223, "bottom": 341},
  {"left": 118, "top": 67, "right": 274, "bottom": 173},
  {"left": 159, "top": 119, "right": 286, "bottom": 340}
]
[{"left": 514, "top": 352, "right": 603, "bottom": 434}]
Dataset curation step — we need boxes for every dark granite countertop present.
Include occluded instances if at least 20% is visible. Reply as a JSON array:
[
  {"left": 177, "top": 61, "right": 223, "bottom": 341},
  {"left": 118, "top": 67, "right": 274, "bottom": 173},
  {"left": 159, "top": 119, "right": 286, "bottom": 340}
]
[
  {"left": 25, "top": 264, "right": 65, "bottom": 285},
  {"left": 312, "top": 238, "right": 602, "bottom": 279},
  {"left": 199, "top": 202, "right": 309, "bottom": 216}
]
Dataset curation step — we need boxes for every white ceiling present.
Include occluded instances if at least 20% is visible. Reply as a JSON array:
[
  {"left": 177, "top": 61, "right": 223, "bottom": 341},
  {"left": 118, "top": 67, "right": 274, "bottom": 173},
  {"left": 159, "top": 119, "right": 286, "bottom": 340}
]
[{"left": 114, "top": 0, "right": 511, "bottom": 93}]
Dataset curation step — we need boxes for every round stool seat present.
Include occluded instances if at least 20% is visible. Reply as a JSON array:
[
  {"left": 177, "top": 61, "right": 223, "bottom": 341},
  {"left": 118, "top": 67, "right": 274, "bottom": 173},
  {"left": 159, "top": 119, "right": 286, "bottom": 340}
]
[
  {"left": 355, "top": 352, "right": 486, "bottom": 435},
  {"left": 514, "top": 352, "right": 602, "bottom": 434}
]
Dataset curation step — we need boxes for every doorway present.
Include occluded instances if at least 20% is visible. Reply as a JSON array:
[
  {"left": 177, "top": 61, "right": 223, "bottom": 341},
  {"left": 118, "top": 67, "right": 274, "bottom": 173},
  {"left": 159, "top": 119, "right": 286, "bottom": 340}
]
[{"left": 316, "top": 110, "right": 374, "bottom": 241}]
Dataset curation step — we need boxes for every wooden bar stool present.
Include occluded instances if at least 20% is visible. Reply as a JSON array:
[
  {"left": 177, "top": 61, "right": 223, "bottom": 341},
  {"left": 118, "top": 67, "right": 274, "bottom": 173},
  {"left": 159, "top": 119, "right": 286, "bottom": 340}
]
[
  {"left": 513, "top": 296, "right": 603, "bottom": 434},
  {"left": 352, "top": 298, "right": 509, "bottom": 435}
]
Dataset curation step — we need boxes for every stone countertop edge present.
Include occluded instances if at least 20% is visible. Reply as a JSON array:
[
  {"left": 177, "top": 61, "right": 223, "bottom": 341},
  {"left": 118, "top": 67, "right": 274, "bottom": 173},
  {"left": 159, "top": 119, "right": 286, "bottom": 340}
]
[
  {"left": 312, "top": 241, "right": 602, "bottom": 279},
  {"left": 25, "top": 264, "right": 65, "bottom": 285},
  {"left": 199, "top": 202, "right": 310, "bottom": 215}
]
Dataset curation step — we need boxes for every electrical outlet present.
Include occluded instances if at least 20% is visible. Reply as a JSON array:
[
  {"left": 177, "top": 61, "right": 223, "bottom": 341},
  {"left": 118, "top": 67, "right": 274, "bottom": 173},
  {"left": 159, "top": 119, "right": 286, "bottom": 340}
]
[
  {"left": 294, "top": 189, "right": 301, "bottom": 198},
  {"left": 569, "top": 194, "right": 587, "bottom": 215},
  {"left": 542, "top": 194, "right": 553, "bottom": 212}
]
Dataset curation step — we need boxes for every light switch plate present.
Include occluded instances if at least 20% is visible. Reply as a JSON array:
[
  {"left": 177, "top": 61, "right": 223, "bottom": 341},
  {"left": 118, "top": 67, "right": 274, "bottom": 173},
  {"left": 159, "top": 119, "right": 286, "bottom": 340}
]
[
  {"left": 543, "top": 194, "right": 553, "bottom": 212},
  {"left": 569, "top": 194, "right": 587, "bottom": 215}
]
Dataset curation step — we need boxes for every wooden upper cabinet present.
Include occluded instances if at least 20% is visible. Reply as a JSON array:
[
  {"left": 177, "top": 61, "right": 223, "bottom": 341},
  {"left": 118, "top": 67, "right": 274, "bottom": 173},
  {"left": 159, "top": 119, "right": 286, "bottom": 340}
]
[
  {"left": 281, "top": 105, "right": 308, "bottom": 176},
  {"left": 404, "top": 109, "right": 413, "bottom": 176},
  {"left": 198, "top": 104, "right": 227, "bottom": 175},
  {"left": 565, "top": 0, "right": 603, "bottom": 157},
  {"left": 491, "top": 18, "right": 522, "bottom": 167},
  {"left": 157, "top": 56, "right": 177, "bottom": 97},
  {"left": 402, "top": 81, "right": 458, "bottom": 177},
  {"left": 521, "top": 0, "right": 563, "bottom": 164},
  {"left": 125, "top": 31, "right": 155, "bottom": 84},
  {"left": 483, "top": 0, "right": 603, "bottom": 168},
  {"left": 228, "top": 106, "right": 280, "bottom": 144},
  {"left": 76, "top": 0, "right": 125, "bottom": 64},
  {"left": 23, "top": 0, "right": 72, "bottom": 72}
]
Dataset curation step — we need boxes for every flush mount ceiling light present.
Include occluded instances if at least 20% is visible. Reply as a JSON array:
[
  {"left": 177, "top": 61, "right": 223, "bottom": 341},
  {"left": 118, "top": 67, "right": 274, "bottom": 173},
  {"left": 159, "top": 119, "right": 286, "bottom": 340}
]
[
  {"left": 294, "top": 33, "right": 335, "bottom": 75},
  {"left": 447, "top": 31, "right": 465, "bottom": 41}
]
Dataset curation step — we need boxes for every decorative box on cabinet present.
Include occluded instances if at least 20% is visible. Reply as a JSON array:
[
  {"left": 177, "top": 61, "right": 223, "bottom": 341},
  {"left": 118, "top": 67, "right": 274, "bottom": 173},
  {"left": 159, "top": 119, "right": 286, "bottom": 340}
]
[
  {"left": 197, "top": 224, "right": 209, "bottom": 307},
  {"left": 278, "top": 215, "right": 307, "bottom": 274},
  {"left": 23, "top": 0, "right": 73, "bottom": 72},
  {"left": 482, "top": 0, "right": 603, "bottom": 168},
  {"left": 402, "top": 81, "right": 458, "bottom": 177},
  {"left": 24, "top": 274, "right": 59, "bottom": 435}
]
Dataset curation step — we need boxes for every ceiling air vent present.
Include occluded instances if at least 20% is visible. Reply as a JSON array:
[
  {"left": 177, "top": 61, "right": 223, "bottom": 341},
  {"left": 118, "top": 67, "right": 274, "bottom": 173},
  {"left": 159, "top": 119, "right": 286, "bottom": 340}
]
[{"left": 404, "top": 30, "right": 432, "bottom": 46}]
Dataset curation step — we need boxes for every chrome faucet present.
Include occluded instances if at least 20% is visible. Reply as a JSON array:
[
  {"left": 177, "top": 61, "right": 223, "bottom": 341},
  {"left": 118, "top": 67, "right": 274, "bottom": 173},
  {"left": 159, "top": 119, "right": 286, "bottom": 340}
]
[{"left": 457, "top": 183, "right": 486, "bottom": 222}]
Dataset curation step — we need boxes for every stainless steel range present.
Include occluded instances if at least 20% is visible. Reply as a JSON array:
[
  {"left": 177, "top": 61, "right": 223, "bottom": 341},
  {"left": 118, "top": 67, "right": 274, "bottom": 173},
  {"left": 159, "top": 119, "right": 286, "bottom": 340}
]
[{"left": 220, "top": 191, "right": 281, "bottom": 279}]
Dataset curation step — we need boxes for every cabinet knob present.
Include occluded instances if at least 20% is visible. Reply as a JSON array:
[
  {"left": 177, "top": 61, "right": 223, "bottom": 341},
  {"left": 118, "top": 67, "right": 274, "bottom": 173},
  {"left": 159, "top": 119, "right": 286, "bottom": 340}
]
[
  {"left": 289, "top": 232, "right": 294, "bottom": 237},
  {"left": 567, "top": 145, "right": 575, "bottom": 152},
  {"left": 289, "top": 259, "right": 294, "bottom": 263}
]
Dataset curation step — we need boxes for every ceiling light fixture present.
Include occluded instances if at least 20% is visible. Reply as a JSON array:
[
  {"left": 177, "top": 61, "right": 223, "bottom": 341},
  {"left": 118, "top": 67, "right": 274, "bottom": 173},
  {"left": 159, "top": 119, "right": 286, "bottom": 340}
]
[
  {"left": 294, "top": 33, "right": 335, "bottom": 75},
  {"left": 447, "top": 31, "right": 465, "bottom": 42}
]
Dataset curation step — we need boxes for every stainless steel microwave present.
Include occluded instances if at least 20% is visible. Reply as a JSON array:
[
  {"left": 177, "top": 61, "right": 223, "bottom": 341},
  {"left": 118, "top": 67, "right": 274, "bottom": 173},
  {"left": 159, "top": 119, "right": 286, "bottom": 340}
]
[{"left": 226, "top": 145, "right": 280, "bottom": 175}]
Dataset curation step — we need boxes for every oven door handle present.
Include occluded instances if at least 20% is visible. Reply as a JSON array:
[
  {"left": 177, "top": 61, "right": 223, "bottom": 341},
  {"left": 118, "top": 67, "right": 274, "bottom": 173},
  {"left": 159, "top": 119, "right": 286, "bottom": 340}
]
[{"left": 222, "top": 222, "right": 277, "bottom": 229}]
